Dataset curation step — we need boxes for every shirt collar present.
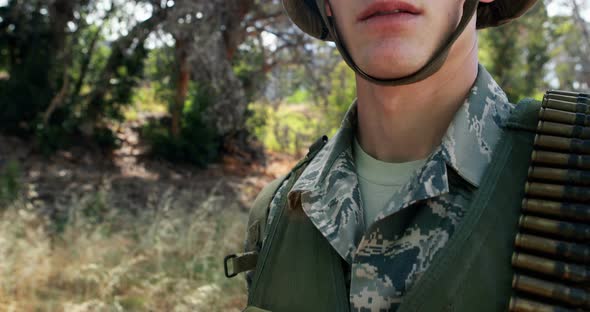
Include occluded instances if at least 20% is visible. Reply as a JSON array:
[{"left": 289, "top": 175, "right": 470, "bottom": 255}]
[
  {"left": 438, "top": 64, "right": 514, "bottom": 186},
  {"left": 293, "top": 64, "right": 513, "bottom": 193}
]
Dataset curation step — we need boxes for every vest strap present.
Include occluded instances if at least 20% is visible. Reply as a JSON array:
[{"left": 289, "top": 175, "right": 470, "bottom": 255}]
[
  {"left": 224, "top": 252, "right": 259, "bottom": 278},
  {"left": 224, "top": 135, "right": 330, "bottom": 280},
  {"left": 243, "top": 306, "right": 271, "bottom": 312}
]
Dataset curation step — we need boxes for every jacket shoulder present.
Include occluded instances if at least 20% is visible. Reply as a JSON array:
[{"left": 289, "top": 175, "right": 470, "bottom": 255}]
[
  {"left": 245, "top": 177, "right": 286, "bottom": 252},
  {"left": 245, "top": 135, "right": 329, "bottom": 252},
  {"left": 504, "top": 98, "right": 542, "bottom": 132}
]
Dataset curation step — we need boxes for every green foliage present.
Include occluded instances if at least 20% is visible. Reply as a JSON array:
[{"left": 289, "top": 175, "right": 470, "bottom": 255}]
[
  {"left": 247, "top": 102, "right": 322, "bottom": 155},
  {"left": 548, "top": 12, "right": 588, "bottom": 91},
  {"left": 325, "top": 61, "right": 356, "bottom": 135},
  {"left": 124, "top": 86, "right": 168, "bottom": 121},
  {"left": 0, "top": 160, "right": 20, "bottom": 207},
  {"left": 119, "top": 296, "right": 146, "bottom": 310},
  {"left": 0, "top": 4, "right": 54, "bottom": 133},
  {"left": 93, "top": 127, "right": 121, "bottom": 150},
  {"left": 34, "top": 122, "right": 75, "bottom": 156},
  {"left": 144, "top": 84, "right": 220, "bottom": 167},
  {"left": 286, "top": 88, "right": 311, "bottom": 104},
  {"left": 82, "top": 191, "right": 109, "bottom": 225},
  {"left": 144, "top": 46, "right": 221, "bottom": 167},
  {"left": 50, "top": 187, "right": 111, "bottom": 235},
  {"left": 478, "top": 3, "right": 550, "bottom": 102},
  {"left": 552, "top": 19, "right": 577, "bottom": 88},
  {"left": 34, "top": 119, "right": 120, "bottom": 156},
  {"left": 233, "top": 36, "right": 266, "bottom": 102},
  {"left": 0, "top": 2, "right": 148, "bottom": 154},
  {"left": 101, "top": 45, "right": 149, "bottom": 121},
  {"left": 248, "top": 60, "right": 355, "bottom": 155},
  {"left": 145, "top": 46, "right": 176, "bottom": 106}
]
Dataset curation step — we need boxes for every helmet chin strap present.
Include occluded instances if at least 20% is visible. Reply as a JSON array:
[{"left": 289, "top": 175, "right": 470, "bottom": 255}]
[{"left": 316, "top": 0, "right": 480, "bottom": 86}]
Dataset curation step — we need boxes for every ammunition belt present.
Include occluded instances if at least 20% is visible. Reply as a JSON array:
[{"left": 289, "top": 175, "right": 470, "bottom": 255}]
[{"left": 510, "top": 90, "right": 590, "bottom": 312}]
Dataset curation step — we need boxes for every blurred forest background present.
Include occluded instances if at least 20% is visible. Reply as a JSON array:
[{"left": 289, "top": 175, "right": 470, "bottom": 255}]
[{"left": 0, "top": 0, "right": 588, "bottom": 311}]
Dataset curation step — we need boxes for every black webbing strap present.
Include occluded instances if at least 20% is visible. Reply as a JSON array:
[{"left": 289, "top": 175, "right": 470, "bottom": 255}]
[{"left": 224, "top": 251, "right": 259, "bottom": 278}]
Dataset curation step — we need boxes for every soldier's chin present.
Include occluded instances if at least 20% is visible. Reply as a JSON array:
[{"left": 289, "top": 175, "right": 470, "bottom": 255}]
[
  {"left": 360, "top": 54, "right": 426, "bottom": 80},
  {"left": 360, "top": 63, "right": 424, "bottom": 82}
]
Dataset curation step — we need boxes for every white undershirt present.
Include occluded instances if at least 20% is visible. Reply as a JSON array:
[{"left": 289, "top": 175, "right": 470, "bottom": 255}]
[{"left": 352, "top": 138, "right": 427, "bottom": 227}]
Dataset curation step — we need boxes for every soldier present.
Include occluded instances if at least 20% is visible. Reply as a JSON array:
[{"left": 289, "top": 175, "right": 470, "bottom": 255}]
[{"left": 224, "top": 0, "right": 588, "bottom": 311}]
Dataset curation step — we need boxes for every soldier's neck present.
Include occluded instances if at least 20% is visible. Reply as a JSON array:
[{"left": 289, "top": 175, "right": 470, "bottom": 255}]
[{"left": 355, "top": 34, "right": 479, "bottom": 163}]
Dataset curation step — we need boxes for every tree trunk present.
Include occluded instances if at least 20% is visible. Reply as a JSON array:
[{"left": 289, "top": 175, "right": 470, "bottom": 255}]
[
  {"left": 172, "top": 38, "right": 190, "bottom": 138},
  {"left": 41, "top": 0, "right": 76, "bottom": 125},
  {"left": 191, "top": 1, "right": 255, "bottom": 137},
  {"left": 43, "top": 64, "right": 70, "bottom": 125},
  {"left": 48, "top": 0, "right": 74, "bottom": 91},
  {"left": 222, "top": 0, "right": 254, "bottom": 60}
]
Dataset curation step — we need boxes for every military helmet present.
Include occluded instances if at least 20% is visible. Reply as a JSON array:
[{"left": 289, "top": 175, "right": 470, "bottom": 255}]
[{"left": 282, "top": 0, "right": 538, "bottom": 86}]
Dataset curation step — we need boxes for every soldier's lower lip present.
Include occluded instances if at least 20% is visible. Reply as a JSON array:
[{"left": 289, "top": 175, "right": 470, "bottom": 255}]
[{"left": 361, "top": 12, "right": 418, "bottom": 30}]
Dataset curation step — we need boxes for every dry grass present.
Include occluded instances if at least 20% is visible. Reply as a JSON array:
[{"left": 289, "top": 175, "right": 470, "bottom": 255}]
[{"left": 0, "top": 181, "right": 248, "bottom": 311}]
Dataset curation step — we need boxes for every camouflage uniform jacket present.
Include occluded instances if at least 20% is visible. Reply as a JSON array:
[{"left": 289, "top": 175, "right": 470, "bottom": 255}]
[{"left": 263, "top": 65, "right": 514, "bottom": 312}]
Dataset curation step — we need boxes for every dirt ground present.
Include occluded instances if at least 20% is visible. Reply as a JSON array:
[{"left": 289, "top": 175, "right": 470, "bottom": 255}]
[{"left": 0, "top": 127, "right": 299, "bottom": 223}]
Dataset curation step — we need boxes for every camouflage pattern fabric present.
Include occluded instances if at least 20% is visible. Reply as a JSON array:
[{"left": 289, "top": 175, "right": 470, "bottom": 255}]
[{"left": 263, "top": 65, "right": 514, "bottom": 311}]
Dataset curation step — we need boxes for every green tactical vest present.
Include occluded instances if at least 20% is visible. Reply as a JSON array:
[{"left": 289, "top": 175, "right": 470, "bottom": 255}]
[{"left": 238, "top": 99, "right": 542, "bottom": 312}]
